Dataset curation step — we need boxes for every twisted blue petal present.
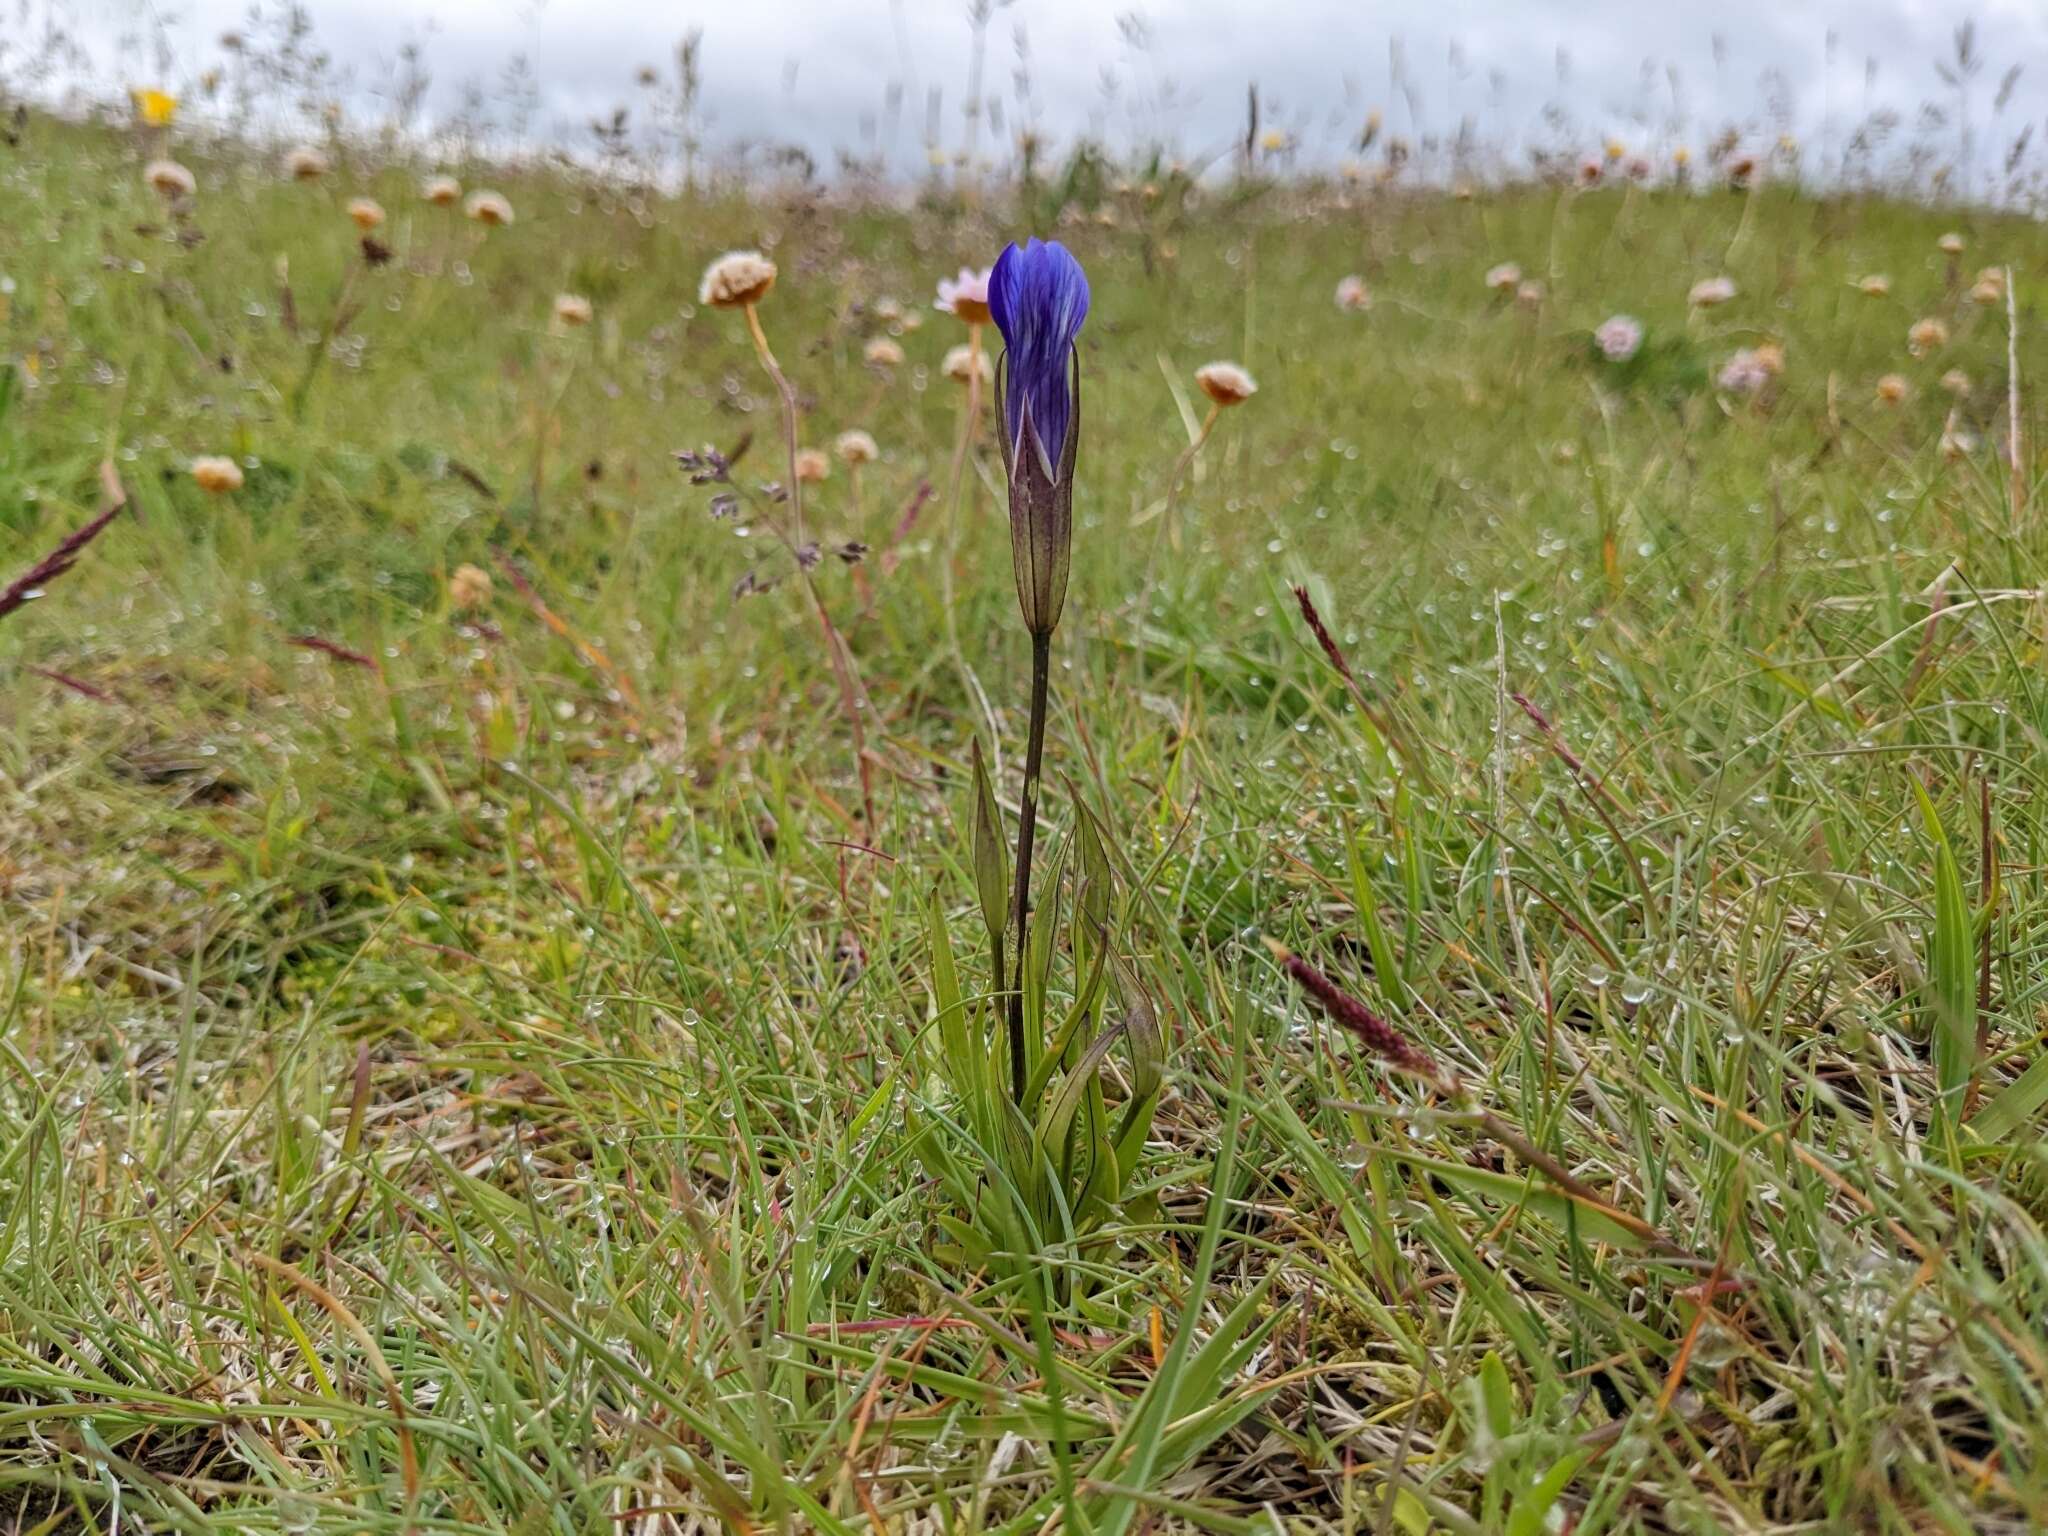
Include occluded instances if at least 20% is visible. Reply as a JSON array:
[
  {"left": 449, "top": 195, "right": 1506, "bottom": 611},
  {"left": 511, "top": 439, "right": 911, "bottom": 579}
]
[{"left": 988, "top": 238, "right": 1089, "bottom": 475}]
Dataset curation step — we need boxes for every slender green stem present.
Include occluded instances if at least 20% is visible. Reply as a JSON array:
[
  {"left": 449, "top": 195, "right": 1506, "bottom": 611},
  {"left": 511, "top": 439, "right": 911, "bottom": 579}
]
[
  {"left": 1007, "top": 628, "right": 1052, "bottom": 1099},
  {"left": 289, "top": 257, "right": 362, "bottom": 422}
]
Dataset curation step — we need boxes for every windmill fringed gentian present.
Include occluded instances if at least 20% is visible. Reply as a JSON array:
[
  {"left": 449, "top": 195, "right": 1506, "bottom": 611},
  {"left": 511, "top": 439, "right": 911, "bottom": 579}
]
[
  {"left": 919, "top": 237, "right": 1162, "bottom": 1279},
  {"left": 990, "top": 237, "right": 1089, "bottom": 1094}
]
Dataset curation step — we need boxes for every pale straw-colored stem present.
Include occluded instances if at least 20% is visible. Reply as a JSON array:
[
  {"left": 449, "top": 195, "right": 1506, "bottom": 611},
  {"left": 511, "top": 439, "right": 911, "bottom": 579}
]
[
  {"left": 745, "top": 300, "right": 804, "bottom": 547},
  {"left": 942, "top": 323, "right": 986, "bottom": 555},
  {"left": 2006, "top": 265, "right": 2025, "bottom": 530},
  {"left": 743, "top": 299, "right": 876, "bottom": 826},
  {"left": 1157, "top": 401, "right": 1221, "bottom": 555},
  {"left": 939, "top": 323, "right": 1001, "bottom": 755}
]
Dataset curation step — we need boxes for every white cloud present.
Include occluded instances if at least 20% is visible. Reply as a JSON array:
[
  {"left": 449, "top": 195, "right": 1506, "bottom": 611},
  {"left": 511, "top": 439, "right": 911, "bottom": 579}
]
[{"left": 44, "top": 0, "right": 2048, "bottom": 186}]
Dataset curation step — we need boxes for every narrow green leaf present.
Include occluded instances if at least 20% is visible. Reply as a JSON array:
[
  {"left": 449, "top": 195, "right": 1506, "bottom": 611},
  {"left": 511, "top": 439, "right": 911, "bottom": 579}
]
[{"left": 970, "top": 739, "right": 1009, "bottom": 952}]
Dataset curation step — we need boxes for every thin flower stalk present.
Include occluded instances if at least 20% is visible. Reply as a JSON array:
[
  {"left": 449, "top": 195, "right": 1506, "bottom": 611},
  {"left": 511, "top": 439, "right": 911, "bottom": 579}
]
[{"left": 987, "top": 238, "right": 1088, "bottom": 1095}]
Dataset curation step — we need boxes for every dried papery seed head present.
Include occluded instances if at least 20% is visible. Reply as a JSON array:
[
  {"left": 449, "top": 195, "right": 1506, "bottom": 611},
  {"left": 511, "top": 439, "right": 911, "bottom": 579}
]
[
  {"left": 700, "top": 250, "right": 777, "bottom": 308},
  {"left": 284, "top": 145, "right": 329, "bottom": 181},
  {"left": 1970, "top": 269, "right": 2005, "bottom": 306},
  {"left": 1484, "top": 261, "right": 1522, "bottom": 293},
  {"left": 423, "top": 174, "right": 462, "bottom": 206},
  {"left": 834, "top": 430, "right": 878, "bottom": 466},
  {"left": 191, "top": 455, "right": 244, "bottom": 493},
  {"left": 1908, "top": 317, "right": 1950, "bottom": 356},
  {"left": 862, "top": 337, "right": 905, "bottom": 367},
  {"left": 1875, "top": 372, "right": 1909, "bottom": 404},
  {"left": 145, "top": 159, "right": 196, "bottom": 198},
  {"left": 1938, "top": 231, "right": 1966, "bottom": 255},
  {"left": 464, "top": 190, "right": 514, "bottom": 227},
  {"left": 553, "top": 293, "right": 593, "bottom": 327},
  {"left": 1941, "top": 368, "right": 1972, "bottom": 397},
  {"left": 449, "top": 563, "right": 494, "bottom": 610},
  {"left": 793, "top": 448, "right": 830, "bottom": 483},
  {"left": 1689, "top": 274, "right": 1737, "bottom": 307},
  {"left": 347, "top": 197, "right": 385, "bottom": 232},
  {"left": 1334, "top": 275, "right": 1371, "bottom": 312},
  {"left": 1515, "top": 280, "right": 1544, "bottom": 308},
  {"left": 1857, "top": 273, "right": 1890, "bottom": 297},
  {"left": 935, "top": 265, "right": 993, "bottom": 325},
  {"left": 1195, "top": 361, "right": 1257, "bottom": 407}
]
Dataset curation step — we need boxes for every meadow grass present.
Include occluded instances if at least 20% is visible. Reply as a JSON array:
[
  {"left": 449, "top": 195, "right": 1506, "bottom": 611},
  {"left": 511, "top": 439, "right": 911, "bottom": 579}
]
[{"left": 3, "top": 119, "right": 2048, "bottom": 1533}]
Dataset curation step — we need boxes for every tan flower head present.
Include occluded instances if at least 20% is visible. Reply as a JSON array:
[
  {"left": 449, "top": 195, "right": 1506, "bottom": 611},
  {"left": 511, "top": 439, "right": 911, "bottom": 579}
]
[
  {"left": 553, "top": 293, "right": 594, "bottom": 327},
  {"left": 449, "top": 563, "right": 494, "bottom": 610},
  {"left": 1754, "top": 342, "right": 1786, "bottom": 377},
  {"left": 1938, "top": 231, "right": 1966, "bottom": 255},
  {"left": 1908, "top": 317, "right": 1949, "bottom": 356},
  {"left": 942, "top": 343, "right": 992, "bottom": 386},
  {"left": 700, "top": 250, "right": 777, "bottom": 308},
  {"left": 834, "top": 429, "right": 879, "bottom": 466},
  {"left": 1335, "top": 275, "right": 1372, "bottom": 312},
  {"left": 145, "top": 159, "right": 196, "bottom": 198},
  {"left": 1688, "top": 275, "right": 1737, "bottom": 307},
  {"left": 1195, "top": 361, "right": 1258, "bottom": 407},
  {"left": 284, "top": 145, "right": 329, "bottom": 181},
  {"left": 1970, "top": 268, "right": 2006, "bottom": 306},
  {"left": 863, "top": 337, "right": 905, "bottom": 367},
  {"left": 465, "top": 190, "right": 514, "bottom": 227},
  {"left": 793, "top": 448, "right": 830, "bottom": 483},
  {"left": 1875, "top": 373, "right": 1909, "bottom": 404},
  {"left": 1940, "top": 368, "right": 1972, "bottom": 397},
  {"left": 1484, "top": 262, "right": 1522, "bottom": 293},
  {"left": 1515, "top": 280, "right": 1545, "bottom": 308},
  {"left": 1856, "top": 274, "right": 1890, "bottom": 297},
  {"left": 347, "top": 197, "right": 385, "bottom": 232},
  {"left": 935, "top": 266, "right": 993, "bottom": 325},
  {"left": 423, "top": 175, "right": 462, "bottom": 206},
  {"left": 191, "top": 455, "right": 244, "bottom": 493}
]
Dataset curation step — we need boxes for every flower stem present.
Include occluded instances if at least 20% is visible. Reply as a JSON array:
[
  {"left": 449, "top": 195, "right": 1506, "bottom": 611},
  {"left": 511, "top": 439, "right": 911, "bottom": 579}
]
[
  {"left": 289, "top": 255, "right": 363, "bottom": 422},
  {"left": 1007, "top": 627, "right": 1052, "bottom": 1099},
  {"left": 743, "top": 299, "right": 876, "bottom": 826},
  {"left": 941, "top": 324, "right": 984, "bottom": 592},
  {"left": 745, "top": 300, "right": 803, "bottom": 547},
  {"left": 1156, "top": 401, "right": 1219, "bottom": 556}
]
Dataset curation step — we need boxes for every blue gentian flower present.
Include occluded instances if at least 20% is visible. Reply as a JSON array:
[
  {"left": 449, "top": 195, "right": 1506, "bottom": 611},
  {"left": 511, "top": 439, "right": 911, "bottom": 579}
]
[
  {"left": 988, "top": 238, "right": 1089, "bottom": 636},
  {"left": 989, "top": 239, "right": 1089, "bottom": 476}
]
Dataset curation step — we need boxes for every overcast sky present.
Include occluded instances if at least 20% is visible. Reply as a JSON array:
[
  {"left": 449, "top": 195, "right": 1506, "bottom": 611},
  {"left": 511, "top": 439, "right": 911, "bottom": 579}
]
[{"left": 35, "top": 0, "right": 2048, "bottom": 185}]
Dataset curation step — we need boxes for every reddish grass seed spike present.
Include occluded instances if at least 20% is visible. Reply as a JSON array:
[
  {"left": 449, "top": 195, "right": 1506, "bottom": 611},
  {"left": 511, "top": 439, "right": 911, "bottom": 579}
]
[
  {"left": 0, "top": 468, "right": 131, "bottom": 624},
  {"left": 29, "top": 665, "right": 115, "bottom": 703},
  {"left": 1267, "top": 938, "right": 1446, "bottom": 1085},
  {"left": 1292, "top": 584, "right": 1360, "bottom": 692},
  {"left": 289, "top": 633, "right": 380, "bottom": 671}
]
